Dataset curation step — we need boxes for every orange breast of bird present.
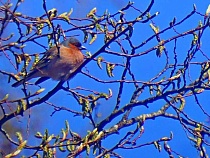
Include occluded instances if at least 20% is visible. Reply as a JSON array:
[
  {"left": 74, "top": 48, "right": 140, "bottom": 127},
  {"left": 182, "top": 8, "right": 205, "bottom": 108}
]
[{"left": 45, "top": 44, "right": 84, "bottom": 81}]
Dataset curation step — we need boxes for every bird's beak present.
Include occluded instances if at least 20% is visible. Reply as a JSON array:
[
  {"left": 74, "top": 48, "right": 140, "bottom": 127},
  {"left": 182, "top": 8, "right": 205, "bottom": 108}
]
[{"left": 80, "top": 46, "right": 86, "bottom": 50}]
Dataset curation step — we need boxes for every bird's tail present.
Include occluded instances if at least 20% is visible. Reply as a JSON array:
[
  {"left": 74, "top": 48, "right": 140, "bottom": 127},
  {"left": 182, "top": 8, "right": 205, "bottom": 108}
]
[
  {"left": 12, "top": 69, "right": 41, "bottom": 87},
  {"left": 12, "top": 79, "right": 24, "bottom": 87},
  {"left": 12, "top": 76, "right": 31, "bottom": 87}
]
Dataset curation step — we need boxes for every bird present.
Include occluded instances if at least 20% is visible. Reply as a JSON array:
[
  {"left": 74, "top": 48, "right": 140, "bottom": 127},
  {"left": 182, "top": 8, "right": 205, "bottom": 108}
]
[{"left": 12, "top": 37, "right": 85, "bottom": 87}]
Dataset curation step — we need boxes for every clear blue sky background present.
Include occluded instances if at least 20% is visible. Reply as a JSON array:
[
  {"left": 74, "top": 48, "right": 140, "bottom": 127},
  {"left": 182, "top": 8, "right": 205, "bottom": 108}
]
[{"left": 1, "top": 0, "right": 210, "bottom": 157}]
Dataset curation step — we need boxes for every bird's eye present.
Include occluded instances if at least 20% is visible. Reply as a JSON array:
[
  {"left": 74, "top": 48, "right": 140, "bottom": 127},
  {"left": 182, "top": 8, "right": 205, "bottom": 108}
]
[{"left": 71, "top": 42, "right": 81, "bottom": 47}]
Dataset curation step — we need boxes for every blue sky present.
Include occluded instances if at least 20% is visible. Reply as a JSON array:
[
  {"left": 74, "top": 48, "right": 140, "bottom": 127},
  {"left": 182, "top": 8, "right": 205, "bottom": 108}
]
[{"left": 1, "top": 0, "right": 210, "bottom": 157}]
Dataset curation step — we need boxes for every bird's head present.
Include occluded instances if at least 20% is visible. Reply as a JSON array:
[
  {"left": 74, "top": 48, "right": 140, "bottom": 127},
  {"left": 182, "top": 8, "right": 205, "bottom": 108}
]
[{"left": 61, "top": 37, "right": 86, "bottom": 50}]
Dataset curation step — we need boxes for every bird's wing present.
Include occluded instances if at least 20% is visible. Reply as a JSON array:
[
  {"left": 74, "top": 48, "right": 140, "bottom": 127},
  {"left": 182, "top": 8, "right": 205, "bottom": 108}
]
[
  {"left": 12, "top": 45, "right": 63, "bottom": 87},
  {"left": 17, "top": 46, "right": 60, "bottom": 82},
  {"left": 35, "top": 76, "right": 50, "bottom": 85},
  {"left": 32, "top": 46, "right": 59, "bottom": 70}
]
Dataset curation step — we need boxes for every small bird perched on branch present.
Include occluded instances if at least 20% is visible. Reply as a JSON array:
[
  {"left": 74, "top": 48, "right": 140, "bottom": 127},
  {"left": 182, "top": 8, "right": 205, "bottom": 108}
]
[{"left": 12, "top": 37, "right": 85, "bottom": 87}]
